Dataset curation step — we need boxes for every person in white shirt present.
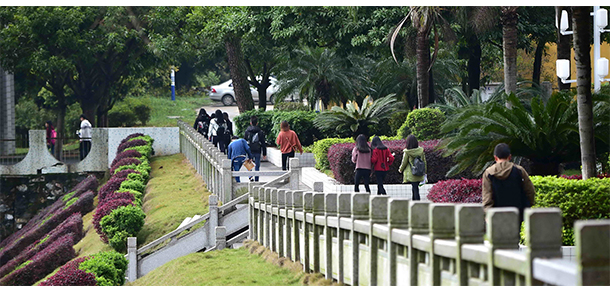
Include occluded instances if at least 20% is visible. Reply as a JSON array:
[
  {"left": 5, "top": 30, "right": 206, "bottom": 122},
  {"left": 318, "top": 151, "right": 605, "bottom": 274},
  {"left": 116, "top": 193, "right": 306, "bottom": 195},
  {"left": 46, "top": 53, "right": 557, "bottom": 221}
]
[{"left": 77, "top": 114, "right": 92, "bottom": 160}]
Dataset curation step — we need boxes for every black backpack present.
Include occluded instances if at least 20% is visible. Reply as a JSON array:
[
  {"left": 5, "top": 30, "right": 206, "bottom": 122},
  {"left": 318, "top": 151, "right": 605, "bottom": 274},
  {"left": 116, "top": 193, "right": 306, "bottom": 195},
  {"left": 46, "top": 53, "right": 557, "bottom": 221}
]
[
  {"left": 247, "top": 130, "right": 262, "bottom": 152},
  {"left": 410, "top": 156, "right": 425, "bottom": 176}
]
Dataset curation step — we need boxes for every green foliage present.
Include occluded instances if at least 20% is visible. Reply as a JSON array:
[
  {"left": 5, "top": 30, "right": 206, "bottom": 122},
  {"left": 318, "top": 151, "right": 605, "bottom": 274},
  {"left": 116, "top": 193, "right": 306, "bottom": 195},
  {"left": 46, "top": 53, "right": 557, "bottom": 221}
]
[
  {"left": 405, "top": 108, "right": 445, "bottom": 141},
  {"left": 396, "top": 119, "right": 412, "bottom": 139},
  {"left": 108, "top": 97, "right": 152, "bottom": 127},
  {"left": 194, "top": 71, "right": 221, "bottom": 88},
  {"left": 233, "top": 109, "right": 275, "bottom": 140},
  {"left": 39, "top": 214, "right": 53, "bottom": 227},
  {"left": 62, "top": 191, "right": 76, "bottom": 202},
  {"left": 9, "top": 260, "right": 32, "bottom": 277},
  {"left": 79, "top": 251, "right": 128, "bottom": 286},
  {"left": 63, "top": 197, "right": 78, "bottom": 209},
  {"left": 530, "top": 176, "right": 610, "bottom": 245},
  {"left": 312, "top": 137, "right": 354, "bottom": 170},
  {"left": 100, "top": 205, "right": 146, "bottom": 253},
  {"left": 125, "top": 145, "right": 154, "bottom": 159},
  {"left": 273, "top": 102, "right": 310, "bottom": 112},
  {"left": 126, "top": 173, "right": 146, "bottom": 184},
  {"left": 128, "top": 135, "right": 154, "bottom": 145},
  {"left": 270, "top": 110, "right": 319, "bottom": 146},
  {"left": 120, "top": 179, "right": 146, "bottom": 194},
  {"left": 387, "top": 110, "right": 409, "bottom": 136},
  {"left": 35, "top": 235, "right": 51, "bottom": 248}
]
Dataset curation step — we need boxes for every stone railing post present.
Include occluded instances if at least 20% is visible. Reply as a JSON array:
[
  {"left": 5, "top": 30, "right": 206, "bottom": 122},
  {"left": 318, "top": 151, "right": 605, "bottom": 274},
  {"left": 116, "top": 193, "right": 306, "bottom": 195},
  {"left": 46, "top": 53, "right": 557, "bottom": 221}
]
[
  {"left": 292, "top": 191, "right": 304, "bottom": 263},
  {"left": 127, "top": 237, "right": 138, "bottom": 282},
  {"left": 277, "top": 190, "right": 287, "bottom": 258},
  {"left": 302, "top": 192, "right": 314, "bottom": 272},
  {"left": 409, "top": 201, "right": 430, "bottom": 286},
  {"left": 215, "top": 226, "right": 227, "bottom": 250},
  {"left": 270, "top": 189, "right": 279, "bottom": 253},
  {"left": 289, "top": 158, "right": 301, "bottom": 189},
  {"left": 455, "top": 205, "right": 485, "bottom": 286},
  {"left": 257, "top": 187, "right": 265, "bottom": 243},
  {"left": 574, "top": 219, "right": 610, "bottom": 285},
  {"left": 369, "top": 196, "right": 388, "bottom": 286},
  {"left": 208, "top": 195, "right": 219, "bottom": 248},
  {"left": 524, "top": 208, "right": 562, "bottom": 285},
  {"left": 429, "top": 204, "right": 455, "bottom": 286},
  {"left": 311, "top": 193, "right": 325, "bottom": 274},
  {"left": 264, "top": 187, "right": 274, "bottom": 248},
  {"left": 351, "top": 192, "right": 370, "bottom": 286},
  {"left": 324, "top": 193, "right": 338, "bottom": 280},
  {"left": 221, "top": 158, "right": 232, "bottom": 203},
  {"left": 314, "top": 181, "right": 324, "bottom": 192},
  {"left": 249, "top": 184, "right": 260, "bottom": 241},
  {"left": 486, "top": 207, "right": 520, "bottom": 285},
  {"left": 284, "top": 190, "right": 294, "bottom": 260},
  {"left": 388, "top": 199, "right": 410, "bottom": 286},
  {"left": 337, "top": 193, "right": 352, "bottom": 284}
]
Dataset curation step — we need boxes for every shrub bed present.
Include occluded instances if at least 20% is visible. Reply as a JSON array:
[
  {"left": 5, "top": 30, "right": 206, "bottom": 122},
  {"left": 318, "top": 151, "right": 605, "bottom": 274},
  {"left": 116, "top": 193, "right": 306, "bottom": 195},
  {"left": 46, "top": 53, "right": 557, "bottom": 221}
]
[
  {"left": 427, "top": 179, "right": 482, "bottom": 203},
  {"left": 39, "top": 257, "right": 97, "bottom": 286},
  {"left": 39, "top": 251, "right": 127, "bottom": 286},
  {"left": 233, "top": 109, "right": 275, "bottom": 141},
  {"left": 109, "top": 158, "right": 142, "bottom": 175},
  {"left": 110, "top": 150, "right": 143, "bottom": 168},
  {"left": 93, "top": 199, "right": 136, "bottom": 243},
  {"left": 117, "top": 138, "right": 148, "bottom": 153},
  {"left": 312, "top": 137, "right": 354, "bottom": 170},
  {"left": 405, "top": 108, "right": 445, "bottom": 141},
  {"left": 270, "top": 110, "right": 320, "bottom": 146}
]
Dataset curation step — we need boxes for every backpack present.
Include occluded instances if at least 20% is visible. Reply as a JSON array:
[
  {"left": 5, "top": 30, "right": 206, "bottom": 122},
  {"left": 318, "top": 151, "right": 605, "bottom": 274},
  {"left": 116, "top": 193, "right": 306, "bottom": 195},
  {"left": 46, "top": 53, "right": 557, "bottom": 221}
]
[
  {"left": 410, "top": 156, "right": 425, "bottom": 176},
  {"left": 197, "top": 121, "right": 209, "bottom": 136},
  {"left": 247, "top": 130, "right": 262, "bottom": 152}
]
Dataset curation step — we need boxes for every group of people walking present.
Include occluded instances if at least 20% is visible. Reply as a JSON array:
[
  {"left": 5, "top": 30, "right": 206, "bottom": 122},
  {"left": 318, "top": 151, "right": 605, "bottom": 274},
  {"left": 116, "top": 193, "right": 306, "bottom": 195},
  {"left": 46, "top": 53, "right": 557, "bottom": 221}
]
[
  {"left": 193, "top": 108, "right": 234, "bottom": 153},
  {"left": 352, "top": 134, "right": 427, "bottom": 200}
]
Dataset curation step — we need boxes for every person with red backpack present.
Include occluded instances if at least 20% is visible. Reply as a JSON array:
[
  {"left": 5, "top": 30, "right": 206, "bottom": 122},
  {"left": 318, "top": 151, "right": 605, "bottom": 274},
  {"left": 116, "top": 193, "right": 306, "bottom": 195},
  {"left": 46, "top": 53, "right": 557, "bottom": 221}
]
[
  {"left": 371, "top": 136, "right": 395, "bottom": 195},
  {"left": 45, "top": 120, "right": 56, "bottom": 156}
]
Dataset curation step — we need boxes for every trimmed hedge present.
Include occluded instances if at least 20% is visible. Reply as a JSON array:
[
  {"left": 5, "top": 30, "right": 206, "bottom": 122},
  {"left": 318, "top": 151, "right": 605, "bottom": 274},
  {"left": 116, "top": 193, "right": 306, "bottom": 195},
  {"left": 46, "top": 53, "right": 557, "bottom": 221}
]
[
  {"left": 40, "top": 251, "right": 127, "bottom": 286},
  {"left": 270, "top": 110, "right": 320, "bottom": 146},
  {"left": 117, "top": 139, "right": 148, "bottom": 154},
  {"left": 110, "top": 150, "right": 143, "bottom": 168},
  {"left": 100, "top": 205, "right": 146, "bottom": 253},
  {"left": 109, "top": 157, "right": 142, "bottom": 175},
  {"left": 312, "top": 137, "right": 354, "bottom": 170},
  {"left": 93, "top": 199, "right": 136, "bottom": 243},
  {"left": 405, "top": 108, "right": 445, "bottom": 141},
  {"left": 98, "top": 176, "right": 129, "bottom": 203},
  {"left": 120, "top": 133, "right": 144, "bottom": 144},
  {"left": 427, "top": 179, "right": 482, "bottom": 203},
  {"left": 233, "top": 109, "right": 275, "bottom": 141},
  {"left": 0, "top": 233, "right": 76, "bottom": 286},
  {"left": 274, "top": 102, "right": 310, "bottom": 112},
  {"left": 39, "top": 257, "right": 97, "bottom": 286}
]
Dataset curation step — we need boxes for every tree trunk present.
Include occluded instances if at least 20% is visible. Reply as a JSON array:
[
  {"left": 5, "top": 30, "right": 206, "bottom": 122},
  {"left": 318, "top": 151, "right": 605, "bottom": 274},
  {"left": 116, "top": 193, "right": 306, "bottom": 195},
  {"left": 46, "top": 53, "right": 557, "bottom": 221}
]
[
  {"left": 572, "top": 6, "right": 597, "bottom": 179},
  {"left": 80, "top": 104, "right": 97, "bottom": 127},
  {"left": 224, "top": 34, "right": 254, "bottom": 113},
  {"left": 501, "top": 7, "right": 518, "bottom": 97},
  {"left": 556, "top": 6, "right": 572, "bottom": 91},
  {"left": 415, "top": 30, "right": 430, "bottom": 108},
  {"left": 428, "top": 69, "right": 435, "bottom": 104},
  {"left": 532, "top": 40, "right": 546, "bottom": 86},
  {"left": 467, "top": 34, "right": 482, "bottom": 95}
]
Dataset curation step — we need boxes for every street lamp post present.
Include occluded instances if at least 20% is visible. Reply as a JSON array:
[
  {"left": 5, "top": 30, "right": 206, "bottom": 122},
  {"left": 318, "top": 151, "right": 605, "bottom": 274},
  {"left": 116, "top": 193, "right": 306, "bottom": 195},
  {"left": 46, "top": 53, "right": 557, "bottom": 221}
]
[
  {"left": 171, "top": 69, "right": 176, "bottom": 101},
  {"left": 556, "top": 6, "right": 610, "bottom": 92}
]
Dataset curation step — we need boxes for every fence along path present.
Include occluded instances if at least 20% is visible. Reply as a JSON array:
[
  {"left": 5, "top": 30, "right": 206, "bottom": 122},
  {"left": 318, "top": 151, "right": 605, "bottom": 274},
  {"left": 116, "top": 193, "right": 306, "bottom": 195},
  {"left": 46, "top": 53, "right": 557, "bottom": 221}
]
[{"left": 249, "top": 187, "right": 610, "bottom": 286}]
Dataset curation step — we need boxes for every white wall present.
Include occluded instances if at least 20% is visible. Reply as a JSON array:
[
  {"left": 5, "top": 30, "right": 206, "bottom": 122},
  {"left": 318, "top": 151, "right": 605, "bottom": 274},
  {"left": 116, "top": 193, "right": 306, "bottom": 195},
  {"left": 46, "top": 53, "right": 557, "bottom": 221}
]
[{"left": 107, "top": 127, "right": 179, "bottom": 168}]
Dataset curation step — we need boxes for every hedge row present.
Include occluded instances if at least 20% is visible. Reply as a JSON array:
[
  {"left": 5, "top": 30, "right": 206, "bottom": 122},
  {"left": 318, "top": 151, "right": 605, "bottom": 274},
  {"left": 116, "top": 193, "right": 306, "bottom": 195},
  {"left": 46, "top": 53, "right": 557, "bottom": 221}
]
[
  {"left": 39, "top": 251, "right": 127, "bottom": 286},
  {"left": 94, "top": 133, "right": 152, "bottom": 253},
  {"left": 328, "top": 139, "right": 473, "bottom": 185},
  {"left": 427, "top": 175, "right": 610, "bottom": 245}
]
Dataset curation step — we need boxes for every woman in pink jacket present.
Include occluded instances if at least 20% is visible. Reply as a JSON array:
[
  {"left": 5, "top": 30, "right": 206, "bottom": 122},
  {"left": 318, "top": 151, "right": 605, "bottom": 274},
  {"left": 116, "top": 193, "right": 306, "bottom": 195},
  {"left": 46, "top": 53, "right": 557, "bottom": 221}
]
[
  {"left": 371, "top": 136, "right": 395, "bottom": 195},
  {"left": 351, "top": 134, "right": 372, "bottom": 193}
]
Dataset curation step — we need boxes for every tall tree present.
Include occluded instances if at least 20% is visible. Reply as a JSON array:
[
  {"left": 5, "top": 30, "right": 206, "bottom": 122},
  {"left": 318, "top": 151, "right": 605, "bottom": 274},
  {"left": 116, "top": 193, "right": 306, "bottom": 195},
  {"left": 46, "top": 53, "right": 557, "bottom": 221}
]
[
  {"left": 571, "top": 6, "right": 597, "bottom": 179},
  {"left": 501, "top": 6, "right": 519, "bottom": 95}
]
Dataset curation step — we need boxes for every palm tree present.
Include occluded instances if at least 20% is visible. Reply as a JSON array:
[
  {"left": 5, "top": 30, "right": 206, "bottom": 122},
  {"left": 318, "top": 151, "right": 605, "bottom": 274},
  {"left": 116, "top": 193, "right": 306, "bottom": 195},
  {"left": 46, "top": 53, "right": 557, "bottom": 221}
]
[
  {"left": 501, "top": 6, "right": 519, "bottom": 96},
  {"left": 313, "top": 94, "right": 403, "bottom": 139}
]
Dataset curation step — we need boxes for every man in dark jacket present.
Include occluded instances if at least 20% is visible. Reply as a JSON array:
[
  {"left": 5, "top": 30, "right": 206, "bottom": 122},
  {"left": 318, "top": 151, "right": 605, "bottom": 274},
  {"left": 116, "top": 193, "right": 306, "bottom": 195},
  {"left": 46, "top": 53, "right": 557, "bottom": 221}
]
[
  {"left": 227, "top": 136, "right": 253, "bottom": 183},
  {"left": 244, "top": 116, "right": 267, "bottom": 182},
  {"left": 482, "top": 143, "right": 535, "bottom": 226}
]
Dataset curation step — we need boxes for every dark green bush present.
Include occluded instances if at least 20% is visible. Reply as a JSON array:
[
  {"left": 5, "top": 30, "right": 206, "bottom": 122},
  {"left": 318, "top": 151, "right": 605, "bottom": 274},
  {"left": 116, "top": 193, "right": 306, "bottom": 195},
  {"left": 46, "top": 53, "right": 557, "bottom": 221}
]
[
  {"left": 388, "top": 110, "right": 409, "bottom": 136},
  {"left": 270, "top": 110, "right": 320, "bottom": 146},
  {"left": 406, "top": 108, "right": 445, "bottom": 140},
  {"left": 274, "top": 102, "right": 310, "bottom": 112},
  {"left": 108, "top": 108, "right": 138, "bottom": 127},
  {"left": 312, "top": 137, "right": 354, "bottom": 170},
  {"left": 100, "top": 205, "right": 146, "bottom": 253},
  {"left": 108, "top": 97, "right": 152, "bottom": 127},
  {"left": 78, "top": 251, "right": 128, "bottom": 286},
  {"left": 396, "top": 119, "right": 411, "bottom": 139},
  {"left": 530, "top": 176, "right": 610, "bottom": 245},
  {"left": 233, "top": 109, "right": 275, "bottom": 140},
  {"left": 133, "top": 104, "right": 151, "bottom": 126}
]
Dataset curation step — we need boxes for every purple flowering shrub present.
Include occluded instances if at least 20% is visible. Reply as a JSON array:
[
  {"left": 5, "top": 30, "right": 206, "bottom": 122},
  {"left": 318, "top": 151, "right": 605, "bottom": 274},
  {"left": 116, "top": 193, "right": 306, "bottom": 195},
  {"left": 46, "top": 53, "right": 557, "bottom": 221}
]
[
  {"left": 93, "top": 199, "right": 135, "bottom": 243},
  {"left": 427, "top": 179, "right": 483, "bottom": 203},
  {"left": 120, "top": 133, "right": 145, "bottom": 145},
  {"left": 109, "top": 158, "right": 142, "bottom": 175},
  {"left": 116, "top": 139, "right": 148, "bottom": 154},
  {"left": 39, "top": 257, "right": 97, "bottom": 286},
  {"left": 0, "top": 213, "right": 83, "bottom": 279},
  {"left": 98, "top": 176, "right": 129, "bottom": 203},
  {"left": 112, "top": 169, "right": 141, "bottom": 180},
  {"left": 110, "top": 150, "right": 142, "bottom": 168},
  {"left": 328, "top": 139, "right": 474, "bottom": 185},
  {"left": 560, "top": 173, "right": 610, "bottom": 180},
  {"left": 0, "top": 234, "right": 76, "bottom": 286}
]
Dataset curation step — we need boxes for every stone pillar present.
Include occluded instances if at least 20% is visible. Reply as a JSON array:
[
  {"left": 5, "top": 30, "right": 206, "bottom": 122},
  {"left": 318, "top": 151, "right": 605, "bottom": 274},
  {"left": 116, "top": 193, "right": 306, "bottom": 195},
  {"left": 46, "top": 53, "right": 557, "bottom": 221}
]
[
  {"left": 284, "top": 190, "right": 294, "bottom": 260},
  {"left": 215, "top": 226, "right": 227, "bottom": 250},
  {"left": 314, "top": 181, "right": 324, "bottom": 192},
  {"left": 486, "top": 207, "right": 520, "bottom": 286},
  {"left": 575, "top": 219, "right": 610, "bottom": 285},
  {"left": 221, "top": 158, "right": 232, "bottom": 203},
  {"left": 524, "top": 208, "right": 562, "bottom": 285},
  {"left": 0, "top": 67, "right": 15, "bottom": 156},
  {"left": 289, "top": 158, "right": 301, "bottom": 190},
  {"left": 388, "top": 198, "right": 410, "bottom": 286},
  {"left": 270, "top": 188, "right": 279, "bottom": 253},
  {"left": 429, "top": 204, "right": 455, "bottom": 286},
  {"left": 257, "top": 187, "right": 265, "bottom": 243},
  {"left": 302, "top": 192, "right": 314, "bottom": 272},
  {"left": 351, "top": 192, "right": 370, "bottom": 286},
  {"left": 127, "top": 237, "right": 138, "bottom": 282},
  {"left": 311, "top": 193, "right": 325, "bottom": 274},
  {"left": 455, "top": 205, "right": 485, "bottom": 286},
  {"left": 249, "top": 184, "right": 259, "bottom": 240},
  {"left": 277, "top": 189, "right": 286, "bottom": 258},
  {"left": 324, "top": 193, "right": 337, "bottom": 280},
  {"left": 264, "top": 187, "right": 274, "bottom": 248},
  {"left": 208, "top": 195, "right": 219, "bottom": 248},
  {"left": 369, "top": 196, "right": 389, "bottom": 286},
  {"left": 292, "top": 191, "right": 304, "bottom": 263},
  {"left": 337, "top": 193, "right": 352, "bottom": 284},
  {"left": 409, "top": 201, "right": 430, "bottom": 286}
]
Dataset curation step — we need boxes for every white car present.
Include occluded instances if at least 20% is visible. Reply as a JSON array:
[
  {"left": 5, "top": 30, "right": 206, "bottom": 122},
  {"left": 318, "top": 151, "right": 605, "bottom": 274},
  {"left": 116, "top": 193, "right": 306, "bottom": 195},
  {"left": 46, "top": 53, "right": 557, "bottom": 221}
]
[{"left": 209, "top": 77, "right": 281, "bottom": 106}]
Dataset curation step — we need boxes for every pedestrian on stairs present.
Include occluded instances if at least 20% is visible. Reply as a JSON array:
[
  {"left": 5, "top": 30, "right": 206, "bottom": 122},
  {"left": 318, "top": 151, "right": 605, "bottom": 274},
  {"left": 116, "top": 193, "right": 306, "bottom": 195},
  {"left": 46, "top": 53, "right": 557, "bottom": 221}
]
[{"left": 244, "top": 116, "right": 267, "bottom": 182}]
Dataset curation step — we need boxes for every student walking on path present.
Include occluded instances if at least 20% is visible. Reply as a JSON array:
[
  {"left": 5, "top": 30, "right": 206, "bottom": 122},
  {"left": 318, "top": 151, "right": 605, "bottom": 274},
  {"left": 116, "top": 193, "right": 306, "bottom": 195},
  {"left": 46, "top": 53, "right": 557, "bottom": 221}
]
[
  {"left": 227, "top": 136, "right": 253, "bottom": 183},
  {"left": 244, "top": 116, "right": 267, "bottom": 182},
  {"left": 275, "top": 121, "right": 303, "bottom": 171},
  {"left": 398, "top": 135, "right": 426, "bottom": 200},
  {"left": 78, "top": 115, "right": 92, "bottom": 160},
  {"left": 193, "top": 108, "right": 211, "bottom": 138},
  {"left": 208, "top": 109, "right": 229, "bottom": 153},
  {"left": 482, "top": 143, "right": 535, "bottom": 226},
  {"left": 371, "top": 136, "right": 395, "bottom": 195},
  {"left": 352, "top": 134, "right": 373, "bottom": 193}
]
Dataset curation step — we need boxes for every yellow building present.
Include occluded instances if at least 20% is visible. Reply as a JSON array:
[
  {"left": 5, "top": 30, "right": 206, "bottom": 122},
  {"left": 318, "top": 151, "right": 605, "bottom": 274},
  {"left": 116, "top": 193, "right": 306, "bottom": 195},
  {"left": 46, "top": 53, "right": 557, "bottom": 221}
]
[{"left": 542, "top": 42, "right": 610, "bottom": 89}]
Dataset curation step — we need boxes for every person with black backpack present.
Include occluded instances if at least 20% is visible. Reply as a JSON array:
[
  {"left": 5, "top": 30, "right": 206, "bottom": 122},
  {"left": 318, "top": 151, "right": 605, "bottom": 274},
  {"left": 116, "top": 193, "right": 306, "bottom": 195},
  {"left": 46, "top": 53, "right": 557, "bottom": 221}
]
[
  {"left": 482, "top": 143, "right": 535, "bottom": 227},
  {"left": 398, "top": 134, "right": 427, "bottom": 200},
  {"left": 193, "top": 108, "right": 211, "bottom": 138},
  {"left": 208, "top": 109, "right": 230, "bottom": 153},
  {"left": 244, "top": 115, "right": 267, "bottom": 182}
]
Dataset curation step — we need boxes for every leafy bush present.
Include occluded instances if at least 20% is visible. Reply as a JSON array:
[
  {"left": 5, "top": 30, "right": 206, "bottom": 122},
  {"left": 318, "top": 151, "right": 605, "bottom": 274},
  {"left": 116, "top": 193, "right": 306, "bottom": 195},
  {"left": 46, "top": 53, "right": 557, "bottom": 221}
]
[
  {"left": 0, "top": 214, "right": 83, "bottom": 279},
  {"left": 312, "top": 137, "right": 354, "bottom": 170},
  {"left": 427, "top": 179, "right": 483, "bottom": 203},
  {"left": 530, "top": 176, "right": 610, "bottom": 245},
  {"left": 274, "top": 102, "right": 310, "bottom": 112},
  {"left": 39, "top": 257, "right": 97, "bottom": 286},
  {"left": 78, "top": 251, "right": 128, "bottom": 286},
  {"left": 271, "top": 110, "right": 320, "bottom": 146},
  {"left": 109, "top": 157, "right": 142, "bottom": 175},
  {"left": 117, "top": 139, "right": 148, "bottom": 154},
  {"left": 93, "top": 199, "right": 136, "bottom": 243},
  {"left": 396, "top": 119, "right": 411, "bottom": 139},
  {"left": 125, "top": 145, "right": 154, "bottom": 159},
  {"left": 110, "top": 150, "right": 143, "bottom": 168},
  {"left": 108, "top": 98, "right": 152, "bottom": 127},
  {"left": 120, "top": 179, "right": 146, "bottom": 194},
  {"left": 98, "top": 177, "right": 129, "bottom": 203},
  {"left": 559, "top": 173, "right": 610, "bottom": 180},
  {"left": 103, "top": 191, "right": 140, "bottom": 207},
  {"left": 120, "top": 133, "right": 144, "bottom": 144},
  {"left": 100, "top": 205, "right": 146, "bottom": 253},
  {"left": 128, "top": 135, "right": 154, "bottom": 145},
  {"left": 0, "top": 234, "right": 76, "bottom": 286},
  {"left": 406, "top": 108, "right": 445, "bottom": 141},
  {"left": 233, "top": 109, "right": 275, "bottom": 140},
  {"left": 133, "top": 104, "right": 152, "bottom": 126},
  {"left": 388, "top": 110, "right": 410, "bottom": 137},
  {"left": 112, "top": 169, "right": 141, "bottom": 180}
]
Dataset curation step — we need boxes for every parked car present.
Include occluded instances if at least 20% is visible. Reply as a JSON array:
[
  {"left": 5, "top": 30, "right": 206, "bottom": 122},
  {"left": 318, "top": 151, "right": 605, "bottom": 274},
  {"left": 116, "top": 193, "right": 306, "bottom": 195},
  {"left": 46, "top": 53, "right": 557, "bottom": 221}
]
[{"left": 209, "top": 77, "right": 286, "bottom": 106}]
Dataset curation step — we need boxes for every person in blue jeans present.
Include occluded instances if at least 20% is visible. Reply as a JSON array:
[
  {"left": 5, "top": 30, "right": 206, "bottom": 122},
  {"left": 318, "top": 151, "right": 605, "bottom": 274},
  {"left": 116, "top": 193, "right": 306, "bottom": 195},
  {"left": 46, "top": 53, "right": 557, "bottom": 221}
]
[
  {"left": 227, "top": 136, "right": 253, "bottom": 183},
  {"left": 244, "top": 116, "right": 267, "bottom": 182}
]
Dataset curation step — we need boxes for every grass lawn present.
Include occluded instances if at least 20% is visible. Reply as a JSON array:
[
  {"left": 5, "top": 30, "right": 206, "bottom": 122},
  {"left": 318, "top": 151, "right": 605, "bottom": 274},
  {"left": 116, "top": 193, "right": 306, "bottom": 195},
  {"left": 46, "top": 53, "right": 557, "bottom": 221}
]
[{"left": 146, "top": 95, "right": 211, "bottom": 128}]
